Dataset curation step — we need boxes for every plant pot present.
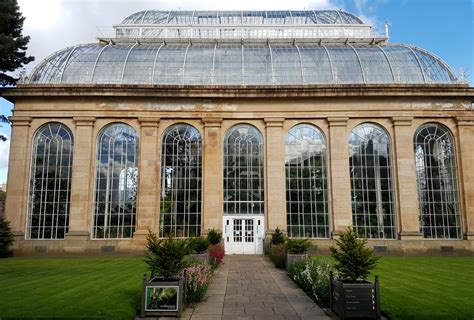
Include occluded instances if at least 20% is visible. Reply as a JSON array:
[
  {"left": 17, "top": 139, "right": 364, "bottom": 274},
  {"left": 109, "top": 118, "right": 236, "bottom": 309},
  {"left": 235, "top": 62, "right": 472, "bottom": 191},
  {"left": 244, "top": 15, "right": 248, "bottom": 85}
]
[
  {"left": 140, "top": 274, "right": 185, "bottom": 318},
  {"left": 330, "top": 275, "right": 381, "bottom": 320},
  {"left": 286, "top": 253, "right": 307, "bottom": 271}
]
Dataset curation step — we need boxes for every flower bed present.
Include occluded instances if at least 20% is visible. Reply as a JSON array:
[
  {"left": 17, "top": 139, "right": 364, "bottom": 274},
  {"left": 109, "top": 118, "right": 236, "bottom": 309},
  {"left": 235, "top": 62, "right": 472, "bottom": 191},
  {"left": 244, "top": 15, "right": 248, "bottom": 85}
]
[
  {"left": 181, "top": 261, "right": 213, "bottom": 304},
  {"left": 288, "top": 257, "right": 334, "bottom": 308}
]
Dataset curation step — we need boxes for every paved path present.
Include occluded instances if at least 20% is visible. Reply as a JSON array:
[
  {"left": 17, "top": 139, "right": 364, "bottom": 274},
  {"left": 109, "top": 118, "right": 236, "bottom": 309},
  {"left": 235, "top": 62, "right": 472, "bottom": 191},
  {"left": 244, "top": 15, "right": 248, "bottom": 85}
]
[{"left": 181, "top": 255, "right": 331, "bottom": 320}]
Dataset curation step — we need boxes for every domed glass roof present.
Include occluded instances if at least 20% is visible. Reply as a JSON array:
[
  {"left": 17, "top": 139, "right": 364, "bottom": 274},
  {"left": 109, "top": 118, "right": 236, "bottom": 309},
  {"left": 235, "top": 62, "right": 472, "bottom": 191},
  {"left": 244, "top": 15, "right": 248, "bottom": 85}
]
[
  {"left": 120, "top": 10, "right": 365, "bottom": 25},
  {"left": 29, "top": 42, "right": 456, "bottom": 85}
]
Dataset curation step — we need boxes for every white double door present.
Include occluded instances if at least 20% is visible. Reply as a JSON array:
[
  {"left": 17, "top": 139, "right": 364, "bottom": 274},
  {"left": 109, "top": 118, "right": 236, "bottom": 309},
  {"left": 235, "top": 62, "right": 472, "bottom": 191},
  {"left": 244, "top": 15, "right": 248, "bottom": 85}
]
[{"left": 223, "top": 216, "right": 264, "bottom": 255}]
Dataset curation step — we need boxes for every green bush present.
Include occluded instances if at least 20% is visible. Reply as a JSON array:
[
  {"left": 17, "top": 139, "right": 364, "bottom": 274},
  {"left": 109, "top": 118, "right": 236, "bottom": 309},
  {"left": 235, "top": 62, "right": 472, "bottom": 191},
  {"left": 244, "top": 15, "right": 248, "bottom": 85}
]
[
  {"left": 189, "top": 236, "right": 210, "bottom": 253},
  {"left": 145, "top": 231, "right": 191, "bottom": 278},
  {"left": 271, "top": 227, "right": 286, "bottom": 245},
  {"left": 0, "top": 216, "right": 13, "bottom": 258},
  {"left": 288, "top": 259, "right": 310, "bottom": 290},
  {"left": 330, "top": 226, "right": 379, "bottom": 281},
  {"left": 269, "top": 243, "right": 286, "bottom": 269},
  {"left": 286, "top": 238, "right": 311, "bottom": 254},
  {"left": 206, "top": 228, "right": 222, "bottom": 245}
]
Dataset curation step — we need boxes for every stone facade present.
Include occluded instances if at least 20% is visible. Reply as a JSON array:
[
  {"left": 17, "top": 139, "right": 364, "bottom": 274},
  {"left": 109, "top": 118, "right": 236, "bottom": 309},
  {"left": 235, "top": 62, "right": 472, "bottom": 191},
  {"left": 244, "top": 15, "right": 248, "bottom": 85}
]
[{"left": 2, "top": 84, "right": 474, "bottom": 255}]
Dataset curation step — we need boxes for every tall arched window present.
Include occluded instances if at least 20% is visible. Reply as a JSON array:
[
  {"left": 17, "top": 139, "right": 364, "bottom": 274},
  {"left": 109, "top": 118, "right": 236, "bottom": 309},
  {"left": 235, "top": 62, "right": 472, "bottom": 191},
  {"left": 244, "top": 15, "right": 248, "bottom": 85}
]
[
  {"left": 349, "top": 123, "right": 395, "bottom": 239},
  {"left": 285, "top": 124, "right": 329, "bottom": 238},
  {"left": 160, "top": 124, "right": 202, "bottom": 237},
  {"left": 414, "top": 123, "right": 460, "bottom": 239},
  {"left": 224, "top": 124, "right": 264, "bottom": 215},
  {"left": 93, "top": 123, "right": 138, "bottom": 239},
  {"left": 27, "top": 123, "right": 73, "bottom": 239}
]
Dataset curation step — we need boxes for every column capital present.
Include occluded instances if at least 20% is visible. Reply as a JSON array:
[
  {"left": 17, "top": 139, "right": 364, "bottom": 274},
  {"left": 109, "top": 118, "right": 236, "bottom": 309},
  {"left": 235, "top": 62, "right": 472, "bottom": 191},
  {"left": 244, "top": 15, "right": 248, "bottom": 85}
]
[
  {"left": 73, "top": 116, "right": 96, "bottom": 126},
  {"left": 327, "top": 117, "right": 349, "bottom": 127},
  {"left": 456, "top": 116, "right": 474, "bottom": 126},
  {"left": 392, "top": 116, "right": 413, "bottom": 126},
  {"left": 138, "top": 117, "right": 160, "bottom": 127},
  {"left": 264, "top": 117, "right": 284, "bottom": 127},
  {"left": 203, "top": 117, "right": 223, "bottom": 128},
  {"left": 9, "top": 116, "right": 31, "bottom": 127}
]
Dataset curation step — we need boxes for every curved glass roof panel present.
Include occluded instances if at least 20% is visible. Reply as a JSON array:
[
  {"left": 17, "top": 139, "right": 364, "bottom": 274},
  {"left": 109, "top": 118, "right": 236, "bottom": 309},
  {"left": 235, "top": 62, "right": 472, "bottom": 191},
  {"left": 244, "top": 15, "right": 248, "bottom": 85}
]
[
  {"left": 29, "top": 42, "right": 457, "bottom": 85},
  {"left": 120, "top": 10, "right": 364, "bottom": 26}
]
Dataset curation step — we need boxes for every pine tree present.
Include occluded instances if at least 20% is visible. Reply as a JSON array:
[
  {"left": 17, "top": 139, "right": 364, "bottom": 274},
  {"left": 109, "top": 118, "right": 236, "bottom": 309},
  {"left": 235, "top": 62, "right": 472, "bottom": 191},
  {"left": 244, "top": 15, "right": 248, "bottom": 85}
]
[{"left": 0, "top": 0, "right": 34, "bottom": 86}]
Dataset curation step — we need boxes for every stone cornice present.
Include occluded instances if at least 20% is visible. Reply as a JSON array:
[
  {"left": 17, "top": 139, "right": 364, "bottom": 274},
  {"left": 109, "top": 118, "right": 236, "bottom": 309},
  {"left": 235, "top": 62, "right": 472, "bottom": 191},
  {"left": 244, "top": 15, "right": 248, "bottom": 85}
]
[
  {"left": 392, "top": 116, "right": 414, "bottom": 126},
  {"left": 2, "top": 84, "right": 474, "bottom": 100},
  {"left": 202, "top": 117, "right": 223, "bottom": 128},
  {"left": 138, "top": 117, "right": 160, "bottom": 127},
  {"left": 456, "top": 116, "right": 474, "bottom": 126},
  {"left": 264, "top": 117, "right": 285, "bottom": 127},
  {"left": 9, "top": 116, "right": 31, "bottom": 126},
  {"left": 327, "top": 117, "right": 349, "bottom": 127},
  {"left": 73, "top": 116, "right": 96, "bottom": 126}
]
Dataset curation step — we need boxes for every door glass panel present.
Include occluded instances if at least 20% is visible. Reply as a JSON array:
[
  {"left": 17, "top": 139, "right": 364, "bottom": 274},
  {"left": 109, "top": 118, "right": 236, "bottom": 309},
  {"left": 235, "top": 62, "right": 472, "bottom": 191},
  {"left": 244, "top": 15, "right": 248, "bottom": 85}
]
[
  {"left": 245, "top": 219, "right": 254, "bottom": 242},
  {"left": 234, "top": 219, "right": 242, "bottom": 242}
]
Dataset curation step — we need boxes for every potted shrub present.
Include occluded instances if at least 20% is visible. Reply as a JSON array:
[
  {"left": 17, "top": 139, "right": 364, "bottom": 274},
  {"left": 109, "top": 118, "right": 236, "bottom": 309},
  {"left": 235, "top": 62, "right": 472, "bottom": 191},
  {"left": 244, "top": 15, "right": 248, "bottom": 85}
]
[
  {"left": 286, "top": 238, "right": 311, "bottom": 270},
  {"left": 188, "top": 236, "right": 210, "bottom": 262},
  {"left": 140, "top": 231, "right": 191, "bottom": 318},
  {"left": 329, "top": 227, "right": 381, "bottom": 320}
]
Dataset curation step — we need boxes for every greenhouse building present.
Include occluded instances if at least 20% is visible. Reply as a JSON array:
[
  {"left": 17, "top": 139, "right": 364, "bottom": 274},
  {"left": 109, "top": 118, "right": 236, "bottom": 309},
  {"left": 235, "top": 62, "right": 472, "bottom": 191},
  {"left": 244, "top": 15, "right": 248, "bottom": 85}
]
[{"left": 2, "top": 9, "right": 474, "bottom": 255}]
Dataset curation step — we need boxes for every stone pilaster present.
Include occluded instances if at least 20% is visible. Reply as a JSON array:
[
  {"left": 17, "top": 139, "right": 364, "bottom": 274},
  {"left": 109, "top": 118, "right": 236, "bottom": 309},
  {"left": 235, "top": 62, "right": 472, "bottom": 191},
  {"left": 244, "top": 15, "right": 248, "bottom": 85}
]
[
  {"left": 134, "top": 118, "right": 160, "bottom": 239},
  {"left": 66, "top": 117, "right": 95, "bottom": 240},
  {"left": 328, "top": 117, "right": 352, "bottom": 236},
  {"left": 392, "top": 117, "right": 423, "bottom": 240},
  {"left": 264, "top": 117, "right": 286, "bottom": 233},
  {"left": 456, "top": 116, "right": 474, "bottom": 240},
  {"left": 5, "top": 116, "right": 31, "bottom": 237},
  {"left": 202, "top": 118, "right": 223, "bottom": 233}
]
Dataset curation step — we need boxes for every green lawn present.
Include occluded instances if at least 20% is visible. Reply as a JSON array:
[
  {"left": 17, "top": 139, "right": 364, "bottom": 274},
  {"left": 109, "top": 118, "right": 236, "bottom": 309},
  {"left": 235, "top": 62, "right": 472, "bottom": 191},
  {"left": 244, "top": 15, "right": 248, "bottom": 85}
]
[
  {"left": 369, "top": 257, "right": 474, "bottom": 320},
  {"left": 0, "top": 256, "right": 473, "bottom": 319},
  {"left": 0, "top": 257, "right": 147, "bottom": 320}
]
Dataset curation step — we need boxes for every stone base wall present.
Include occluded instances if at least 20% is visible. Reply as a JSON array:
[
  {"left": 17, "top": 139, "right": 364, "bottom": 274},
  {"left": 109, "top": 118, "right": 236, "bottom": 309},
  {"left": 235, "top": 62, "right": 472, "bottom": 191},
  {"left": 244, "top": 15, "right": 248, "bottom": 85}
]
[{"left": 11, "top": 236, "right": 474, "bottom": 256}]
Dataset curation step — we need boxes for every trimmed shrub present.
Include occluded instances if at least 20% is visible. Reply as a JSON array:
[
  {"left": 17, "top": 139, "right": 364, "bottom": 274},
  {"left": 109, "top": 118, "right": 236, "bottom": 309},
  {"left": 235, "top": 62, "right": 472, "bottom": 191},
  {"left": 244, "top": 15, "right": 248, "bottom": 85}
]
[
  {"left": 269, "top": 243, "right": 286, "bottom": 269},
  {"left": 0, "top": 216, "right": 13, "bottom": 258},
  {"left": 189, "top": 237, "right": 210, "bottom": 254},
  {"left": 145, "top": 231, "right": 191, "bottom": 278},
  {"left": 206, "top": 228, "right": 222, "bottom": 245},
  {"left": 330, "top": 226, "right": 379, "bottom": 281},
  {"left": 286, "top": 238, "right": 312, "bottom": 254},
  {"left": 271, "top": 227, "right": 286, "bottom": 245},
  {"left": 180, "top": 261, "right": 213, "bottom": 305},
  {"left": 209, "top": 243, "right": 225, "bottom": 269}
]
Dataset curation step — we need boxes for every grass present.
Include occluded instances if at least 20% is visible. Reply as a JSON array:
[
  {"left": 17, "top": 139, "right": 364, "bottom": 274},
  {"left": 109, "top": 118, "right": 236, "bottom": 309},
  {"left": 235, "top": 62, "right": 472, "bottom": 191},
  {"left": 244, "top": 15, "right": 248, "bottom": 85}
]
[
  {"left": 369, "top": 256, "right": 474, "bottom": 320},
  {"left": 0, "top": 256, "right": 147, "bottom": 320}
]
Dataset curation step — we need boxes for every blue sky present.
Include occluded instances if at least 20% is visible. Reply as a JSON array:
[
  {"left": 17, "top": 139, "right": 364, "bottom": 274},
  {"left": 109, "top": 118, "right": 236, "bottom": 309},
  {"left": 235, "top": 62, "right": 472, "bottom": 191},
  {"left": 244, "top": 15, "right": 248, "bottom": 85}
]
[{"left": 0, "top": 0, "right": 473, "bottom": 184}]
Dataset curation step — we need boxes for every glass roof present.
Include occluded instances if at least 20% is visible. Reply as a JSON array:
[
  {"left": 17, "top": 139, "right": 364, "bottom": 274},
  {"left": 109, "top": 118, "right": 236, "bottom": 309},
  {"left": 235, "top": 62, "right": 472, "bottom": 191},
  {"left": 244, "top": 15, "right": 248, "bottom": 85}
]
[
  {"left": 29, "top": 42, "right": 457, "bottom": 85},
  {"left": 120, "top": 10, "right": 364, "bottom": 25}
]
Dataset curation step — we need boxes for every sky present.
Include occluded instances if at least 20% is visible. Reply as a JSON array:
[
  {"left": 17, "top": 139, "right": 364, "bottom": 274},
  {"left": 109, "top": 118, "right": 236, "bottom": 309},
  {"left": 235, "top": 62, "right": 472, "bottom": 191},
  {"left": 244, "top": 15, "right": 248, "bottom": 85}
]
[{"left": 0, "top": 0, "right": 473, "bottom": 184}]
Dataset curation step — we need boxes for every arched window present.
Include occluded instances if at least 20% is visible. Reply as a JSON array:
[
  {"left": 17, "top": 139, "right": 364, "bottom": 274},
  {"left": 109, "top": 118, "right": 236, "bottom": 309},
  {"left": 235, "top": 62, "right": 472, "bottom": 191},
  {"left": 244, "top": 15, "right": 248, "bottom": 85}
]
[
  {"left": 349, "top": 123, "right": 395, "bottom": 239},
  {"left": 224, "top": 124, "right": 264, "bottom": 215},
  {"left": 285, "top": 124, "right": 329, "bottom": 238},
  {"left": 414, "top": 123, "right": 460, "bottom": 239},
  {"left": 27, "top": 123, "right": 73, "bottom": 239},
  {"left": 160, "top": 124, "right": 202, "bottom": 237},
  {"left": 93, "top": 123, "right": 138, "bottom": 239}
]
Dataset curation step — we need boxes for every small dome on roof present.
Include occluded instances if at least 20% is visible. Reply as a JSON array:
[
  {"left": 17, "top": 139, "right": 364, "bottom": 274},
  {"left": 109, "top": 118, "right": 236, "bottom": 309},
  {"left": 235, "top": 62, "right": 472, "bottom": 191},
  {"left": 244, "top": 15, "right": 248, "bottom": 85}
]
[{"left": 120, "top": 10, "right": 365, "bottom": 25}]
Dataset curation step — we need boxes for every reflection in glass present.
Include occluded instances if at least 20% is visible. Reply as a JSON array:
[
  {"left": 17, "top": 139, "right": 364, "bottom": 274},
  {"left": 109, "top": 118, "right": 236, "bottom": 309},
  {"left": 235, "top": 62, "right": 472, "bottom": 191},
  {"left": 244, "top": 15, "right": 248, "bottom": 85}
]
[
  {"left": 160, "top": 124, "right": 202, "bottom": 237},
  {"left": 223, "top": 124, "right": 264, "bottom": 214},
  {"left": 349, "top": 123, "right": 395, "bottom": 239},
  {"left": 414, "top": 123, "right": 460, "bottom": 239},
  {"left": 93, "top": 123, "right": 138, "bottom": 239},
  {"left": 285, "top": 124, "right": 329, "bottom": 238},
  {"left": 27, "top": 123, "right": 73, "bottom": 239}
]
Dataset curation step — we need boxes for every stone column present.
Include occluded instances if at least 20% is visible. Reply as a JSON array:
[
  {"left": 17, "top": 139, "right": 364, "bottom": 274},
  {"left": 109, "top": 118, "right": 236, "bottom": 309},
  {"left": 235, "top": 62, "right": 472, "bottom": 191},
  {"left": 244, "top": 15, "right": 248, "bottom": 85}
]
[
  {"left": 456, "top": 116, "right": 474, "bottom": 240},
  {"left": 4, "top": 116, "right": 31, "bottom": 237},
  {"left": 133, "top": 118, "right": 160, "bottom": 240},
  {"left": 202, "top": 118, "right": 223, "bottom": 233},
  {"left": 66, "top": 117, "right": 96, "bottom": 240},
  {"left": 392, "top": 117, "right": 423, "bottom": 240},
  {"left": 328, "top": 117, "right": 352, "bottom": 235},
  {"left": 264, "top": 117, "right": 286, "bottom": 233}
]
